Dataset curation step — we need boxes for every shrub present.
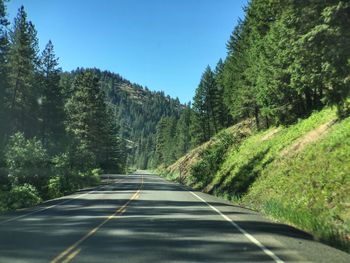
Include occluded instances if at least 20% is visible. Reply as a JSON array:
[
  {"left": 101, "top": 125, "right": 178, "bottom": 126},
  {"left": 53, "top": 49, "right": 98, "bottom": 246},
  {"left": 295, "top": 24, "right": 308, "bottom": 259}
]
[
  {"left": 51, "top": 152, "right": 79, "bottom": 194},
  {"left": 5, "top": 184, "right": 41, "bottom": 210},
  {"left": 190, "top": 131, "right": 234, "bottom": 188},
  {"left": 5, "top": 132, "right": 50, "bottom": 197},
  {"left": 47, "top": 176, "right": 62, "bottom": 199},
  {"left": 68, "top": 143, "right": 96, "bottom": 174},
  {"left": 337, "top": 101, "right": 350, "bottom": 119},
  {"left": 51, "top": 153, "right": 101, "bottom": 194},
  {"left": 88, "top": 168, "right": 102, "bottom": 185}
]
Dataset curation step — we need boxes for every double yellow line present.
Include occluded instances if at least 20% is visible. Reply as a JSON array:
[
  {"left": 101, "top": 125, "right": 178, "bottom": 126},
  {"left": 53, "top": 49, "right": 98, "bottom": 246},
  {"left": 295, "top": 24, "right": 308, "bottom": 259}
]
[{"left": 50, "top": 175, "right": 144, "bottom": 263}]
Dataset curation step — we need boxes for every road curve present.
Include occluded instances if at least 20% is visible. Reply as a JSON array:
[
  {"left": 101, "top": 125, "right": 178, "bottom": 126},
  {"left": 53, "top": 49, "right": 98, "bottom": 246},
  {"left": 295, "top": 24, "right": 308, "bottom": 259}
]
[{"left": 0, "top": 171, "right": 349, "bottom": 263}]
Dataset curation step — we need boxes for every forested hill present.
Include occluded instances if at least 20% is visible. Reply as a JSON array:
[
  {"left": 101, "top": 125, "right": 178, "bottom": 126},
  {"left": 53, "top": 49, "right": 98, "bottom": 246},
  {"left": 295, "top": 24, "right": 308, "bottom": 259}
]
[
  {"left": 60, "top": 68, "right": 184, "bottom": 169},
  {"left": 0, "top": 2, "right": 187, "bottom": 211}
]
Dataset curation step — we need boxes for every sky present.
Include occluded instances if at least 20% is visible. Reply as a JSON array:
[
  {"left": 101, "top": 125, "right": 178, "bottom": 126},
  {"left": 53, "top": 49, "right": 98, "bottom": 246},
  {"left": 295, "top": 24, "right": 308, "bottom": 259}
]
[{"left": 7, "top": 0, "right": 248, "bottom": 103}]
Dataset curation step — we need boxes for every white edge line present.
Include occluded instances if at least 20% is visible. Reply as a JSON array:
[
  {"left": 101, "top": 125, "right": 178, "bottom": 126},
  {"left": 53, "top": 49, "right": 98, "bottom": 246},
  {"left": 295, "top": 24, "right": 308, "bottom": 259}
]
[
  {"left": 0, "top": 178, "right": 124, "bottom": 225},
  {"left": 188, "top": 190, "right": 284, "bottom": 263}
]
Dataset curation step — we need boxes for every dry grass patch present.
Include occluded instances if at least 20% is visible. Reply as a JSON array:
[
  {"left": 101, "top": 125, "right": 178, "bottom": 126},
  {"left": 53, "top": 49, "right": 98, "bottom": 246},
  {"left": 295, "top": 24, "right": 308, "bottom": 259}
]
[{"left": 281, "top": 118, "right": 336, "bottom": 156}]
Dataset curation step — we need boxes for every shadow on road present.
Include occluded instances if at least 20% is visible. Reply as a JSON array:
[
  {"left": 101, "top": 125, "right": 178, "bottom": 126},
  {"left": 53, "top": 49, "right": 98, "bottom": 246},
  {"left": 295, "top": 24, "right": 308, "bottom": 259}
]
[{"left": 0, "top": 173, "right": 315, "bottom": 263}]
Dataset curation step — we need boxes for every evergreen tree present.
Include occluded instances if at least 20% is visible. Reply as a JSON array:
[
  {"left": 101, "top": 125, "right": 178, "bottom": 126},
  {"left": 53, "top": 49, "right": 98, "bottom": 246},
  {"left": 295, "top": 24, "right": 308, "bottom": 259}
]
[
  {"left": 191, "top": 77, "right": 210, "bottom": 144},
  {"left": 155, "top": 116, "right": 177, "bottom": 166},
  {"left": 155, "top": 117, "right": 168, "bottom": 165},
  {"left": 0, "top": 0, "right": 9, "bottom": 148},
  {"left": 254, "top": 1, "right": 301, "bottom": 125},
  {"left": 38, "top": 40, "right": 65, "bottom": 152},
  {"left": 289, "top": 0, "right": 350, "bottom": 118},
  {"left": 65, "top": 71, "right": 109, "bottom": 171},
  {"left": 214, "top": 59, "right": 232, "bottom": 129},
  {"left": 204, "top": 66, "right": 220, "bottom": 134},
  {"left": 222, "top": 19, "right": 255, "bottom": 124},
  {"left": 163, "top": 116, "right": 177, "bottom": 165},
  {"left": 322, "top": 1, "right": 350, "bottom": 117},
  {"left": 221, "top": 0, "right": 350, "bottom": 126},
  {"left": 192, "top": 66, "right": 223, "bottom": 145},
  {"left": 102, "top": 106, "right": 124, "bottom": 172},
  {"left": 7, "top": 6, "right": 39, "bottom": 137},
  {"left": 175, "top": 104, "right": 192, "bottom": 158}
]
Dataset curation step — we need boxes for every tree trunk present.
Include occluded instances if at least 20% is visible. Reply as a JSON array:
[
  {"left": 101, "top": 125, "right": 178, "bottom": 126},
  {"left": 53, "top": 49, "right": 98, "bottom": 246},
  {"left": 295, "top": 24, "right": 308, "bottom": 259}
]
[
  {"left": 265, "top": 116, "right": 269, "bottom": 129},
  {"left": 254, "top": 106, "right": 260, "bottom": 130},
  {"left": 304, "top": 88, "right": 313, "bottom": 114}
]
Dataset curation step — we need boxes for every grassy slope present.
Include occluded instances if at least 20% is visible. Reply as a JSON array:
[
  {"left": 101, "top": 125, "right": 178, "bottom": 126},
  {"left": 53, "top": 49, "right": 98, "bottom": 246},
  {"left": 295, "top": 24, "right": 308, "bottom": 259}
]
[{"left": 160, "top": 107, "right": 350, "bottom": 251}]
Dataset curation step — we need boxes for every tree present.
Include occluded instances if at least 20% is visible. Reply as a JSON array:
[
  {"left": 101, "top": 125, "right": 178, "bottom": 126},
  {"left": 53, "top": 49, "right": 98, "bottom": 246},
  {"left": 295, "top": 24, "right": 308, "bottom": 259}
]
[
  {"left": 0, "top": 0, "right": 9, "bottom": 188},
  {"left": 5, "top": 132, "right": 49, "bottom": 197},
  {"left": 7, "top": 6, "right": 39, "bottom": 137},
  {"left": 222, "top": 18, "right": 257, "bottom": 125},
  {"left": 191, "top": 67, "right": 217, "bottom": 144},
  {"left": 192, "top": 78, "right": 210, "bottom": 144},
  {"left": 102, "top": 106, "right": 125, "bottom": 172},
  {"left": 65, "top": 71, "right": 125, "bottom": 172},
  {"left": 254, "top": 1, "right": 302, "bottom": 125},
  {"left": 221, "top": 0, "right": 350, "bottom": 126},
  {"left": 289, "top": 0, "right": 350, "bottom": 118},
  {"left": 214, "top": 59, "right": 232, "bottom": 129},
  {"left": 322, "top": 1, "right": 350, "bottom": 117},
  {"left": 65, "top": 71, "right": 105, "bottom": 170},
  {"left": 38, "top": 40, "right": 65, "bottom": 153},
  {"left": 175, "top": 104, "right": 192, "bottom": 158},
  {"left": 155, "top": 116, "right": 177, "bottom": 166},
  {"left": 0, "top": 0, "right": 9, "bottom": 150}
]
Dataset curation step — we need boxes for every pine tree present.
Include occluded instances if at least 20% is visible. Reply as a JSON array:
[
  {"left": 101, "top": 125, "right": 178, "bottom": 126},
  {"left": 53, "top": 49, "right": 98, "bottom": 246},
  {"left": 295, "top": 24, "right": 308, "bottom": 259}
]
[
  {"left": 102, "top": 106, "right": 124, "bottom": 172},
  {"left": 289, "top": 0, "right": 350, "bottom": 118},
  {"left": 254, "top": 1, "right": 302, "bottom": 125},
  {"left": 192, "top": 66, "right": 224, "bottom": 145},
  {"left": 65, "top": 71, "right": 110, "bottom": 171},
  {"left": 192, "top": 78, "right": 210, "bottom": 144},
  {"left": 163, "top": 116, "right": 177, "bottom": 165},
  {"left": 155, "top": 116, "right": 178, "bottom": 166},
  {"left": 7, "top": 6, "right": 39, "bottom": 137},
  {"left": 0, "top": 0, "right": 9, "bottom": 148},
  {"left": 203, "top": 66, "right": 220, "bottom": 134},
  {"left": 214, "top": 59, "right": 231, "bottom": 129},
  {"left": 175, "top": 104, "right": 192, "bottom": 158},
  {"left": 325, "top": 1, "right": 350, "bottom": 117},
  {"left": 222, "top": 18, "right": 255, "bottom": 124},
  {"left": 38, "top": 40, "right": 65, "bottom": 152}
]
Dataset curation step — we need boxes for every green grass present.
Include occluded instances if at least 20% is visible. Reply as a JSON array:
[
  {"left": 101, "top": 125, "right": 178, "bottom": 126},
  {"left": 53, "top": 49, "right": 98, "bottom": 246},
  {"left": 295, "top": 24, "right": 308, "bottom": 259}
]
[
  {"left": 244, "top": 112, "right": 350, "bottom": 251},
  {"left": 161, "top": 107, "right": 350, "bottom": 252},
  {"left": 211, "top": 108, "right": 336, "bottom": 196},
  {"left": 263, "top": 200, "right": 350, "bottom": 251}
]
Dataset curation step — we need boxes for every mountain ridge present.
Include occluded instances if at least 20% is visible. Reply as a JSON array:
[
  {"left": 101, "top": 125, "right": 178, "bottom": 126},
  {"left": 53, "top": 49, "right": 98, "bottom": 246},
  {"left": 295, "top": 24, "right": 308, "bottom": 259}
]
[{"left": 60, "top": 67, "right": 184, "bottom": 168}]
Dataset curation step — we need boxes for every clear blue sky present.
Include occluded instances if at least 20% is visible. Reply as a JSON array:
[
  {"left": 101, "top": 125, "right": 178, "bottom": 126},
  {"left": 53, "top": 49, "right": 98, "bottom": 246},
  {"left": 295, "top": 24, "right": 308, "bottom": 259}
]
[{"left": 7, "top": 0, "right": 248, "bottom": 103}]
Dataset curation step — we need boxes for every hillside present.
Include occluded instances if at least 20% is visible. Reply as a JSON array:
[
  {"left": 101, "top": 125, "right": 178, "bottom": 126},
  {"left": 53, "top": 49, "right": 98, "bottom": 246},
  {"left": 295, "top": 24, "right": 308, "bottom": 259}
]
[
  {"left": 159, "top": 107, "right": 350, "bottom": 252},
  {"left": 60, "top": 68, "right": 183, "bottom": 169}
]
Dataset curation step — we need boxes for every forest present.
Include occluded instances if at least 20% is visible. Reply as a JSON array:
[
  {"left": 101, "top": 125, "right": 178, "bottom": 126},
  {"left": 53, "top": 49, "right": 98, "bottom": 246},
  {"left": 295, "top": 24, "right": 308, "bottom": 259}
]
[
  {"left": 0, "top": 0, "right": 349, "bottom": 212},
  {"left": 0, "top": 2, "right": 182, "bottom": 210},
  {"left": 154, "top": 0, "right": 349, "bottom": 167}
]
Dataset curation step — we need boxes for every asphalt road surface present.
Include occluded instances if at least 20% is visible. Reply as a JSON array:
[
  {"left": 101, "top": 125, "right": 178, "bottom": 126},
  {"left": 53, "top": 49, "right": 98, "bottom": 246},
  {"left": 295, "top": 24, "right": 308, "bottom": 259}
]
[{"left": 0, "top": 171, "right": 349, "bottom": 263}]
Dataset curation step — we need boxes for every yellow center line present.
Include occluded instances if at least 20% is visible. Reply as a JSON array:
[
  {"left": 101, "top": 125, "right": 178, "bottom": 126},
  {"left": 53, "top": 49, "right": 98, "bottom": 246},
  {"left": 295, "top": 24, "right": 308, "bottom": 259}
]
[
  {"left": 50, "top": 174, "right": 144, "bottom": 263},
  {"left": 61, "top": 249, "right": 81, "bottom": 263}
]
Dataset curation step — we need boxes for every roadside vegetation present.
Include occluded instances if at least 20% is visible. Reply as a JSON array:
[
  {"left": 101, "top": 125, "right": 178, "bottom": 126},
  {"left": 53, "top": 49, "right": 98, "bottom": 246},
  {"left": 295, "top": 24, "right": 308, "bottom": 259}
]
[
  {"left": 155, "top": 0, "right": 350, "bottom": 252},
  {"left": 1, "top": 0, "right": 349, "bottom": 254},
  {"left": 159, "top": 107, "right": 350, "bottom": 251},
  {"left": 0, "top": 4, "right": 121, "bottom": 211}
]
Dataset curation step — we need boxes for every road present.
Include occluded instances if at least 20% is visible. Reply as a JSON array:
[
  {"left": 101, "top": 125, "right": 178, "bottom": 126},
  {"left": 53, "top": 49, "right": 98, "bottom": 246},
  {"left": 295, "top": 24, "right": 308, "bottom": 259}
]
[{"left": 0, "top": 171, "right": 349, "bottom": 263}]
